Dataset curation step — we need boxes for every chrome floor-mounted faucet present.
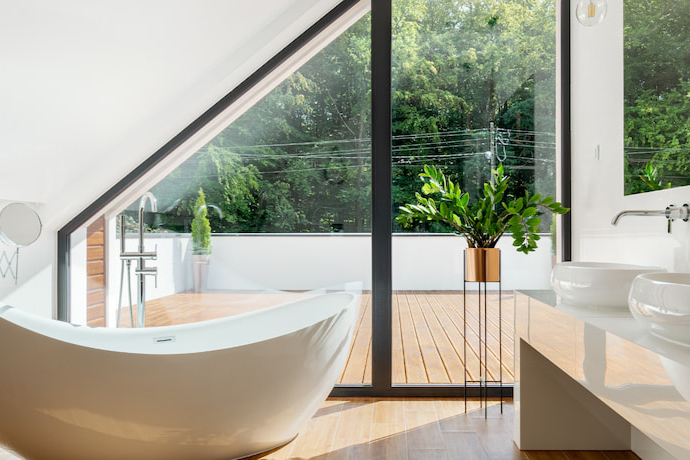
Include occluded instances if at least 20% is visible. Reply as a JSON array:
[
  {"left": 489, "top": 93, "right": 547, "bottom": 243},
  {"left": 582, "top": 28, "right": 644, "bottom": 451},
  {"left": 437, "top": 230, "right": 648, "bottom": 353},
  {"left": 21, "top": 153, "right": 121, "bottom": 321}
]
[{"left": 118, "top": 192, "right": 158, "bottom": 327}]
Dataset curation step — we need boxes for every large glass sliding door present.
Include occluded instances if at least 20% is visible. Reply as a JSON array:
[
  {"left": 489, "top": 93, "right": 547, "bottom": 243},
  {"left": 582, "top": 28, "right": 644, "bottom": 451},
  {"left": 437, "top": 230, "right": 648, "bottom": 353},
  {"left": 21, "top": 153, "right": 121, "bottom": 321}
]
[
  {"left": 62, "top": 0, "right": 563, "bottom": 395},
  {"left": 66, "top": 7, "right": 373, "bottom": 386},
  {"left": 390, "top": 0, "right": 558, "bottom": 386}
]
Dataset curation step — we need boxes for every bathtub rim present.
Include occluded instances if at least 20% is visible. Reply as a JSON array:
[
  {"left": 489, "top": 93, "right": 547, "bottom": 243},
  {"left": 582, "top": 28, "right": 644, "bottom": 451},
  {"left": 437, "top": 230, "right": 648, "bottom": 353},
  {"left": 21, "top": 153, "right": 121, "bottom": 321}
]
[{"left": 0, "top": 291, "right": 359, "bottom": 356}]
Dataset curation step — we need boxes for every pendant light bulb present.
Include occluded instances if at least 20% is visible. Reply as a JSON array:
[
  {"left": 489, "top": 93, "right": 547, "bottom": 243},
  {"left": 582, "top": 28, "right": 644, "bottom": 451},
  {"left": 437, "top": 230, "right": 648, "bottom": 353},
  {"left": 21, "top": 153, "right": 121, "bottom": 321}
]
[{"left": 576, "top": 0, "right": 607, "bottom": 26}]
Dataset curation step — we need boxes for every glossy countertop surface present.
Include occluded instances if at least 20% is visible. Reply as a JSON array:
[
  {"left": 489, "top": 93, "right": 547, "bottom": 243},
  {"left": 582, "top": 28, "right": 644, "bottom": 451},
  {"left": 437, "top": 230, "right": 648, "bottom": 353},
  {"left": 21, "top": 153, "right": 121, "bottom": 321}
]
[{"left": 515, "top": 290, "right": 690, "bottom": 459}]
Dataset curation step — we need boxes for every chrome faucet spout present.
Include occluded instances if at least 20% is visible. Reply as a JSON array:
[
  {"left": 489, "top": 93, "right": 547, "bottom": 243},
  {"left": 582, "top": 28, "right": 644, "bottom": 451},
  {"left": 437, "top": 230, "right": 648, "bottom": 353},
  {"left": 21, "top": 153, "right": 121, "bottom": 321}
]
[
  {"left": 138, "top": 192, "right": 157, "bottom": 252},
  {"left": 136, "top": 192, "right": 158, "bottom": 328},
  {"left": 139, "top": 192, "right": 158, "bottom": 213},
  {"left": 611, "top": 204, "right": 689, "bottom": 233},
  {"left": 611, "top": 209, "right": 667, "bottom": 225}
]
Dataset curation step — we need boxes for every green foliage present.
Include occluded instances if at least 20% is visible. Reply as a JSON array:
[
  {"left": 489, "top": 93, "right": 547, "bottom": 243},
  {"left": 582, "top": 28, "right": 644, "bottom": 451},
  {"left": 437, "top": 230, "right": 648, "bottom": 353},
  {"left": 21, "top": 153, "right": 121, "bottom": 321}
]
[
  {"left": 624, "top": 0, "right": 690, "bottom": 194},
  {"left": 191, "top": 188, "right": 212, "bottom": 255},
  {"left": 396, "top": 165, "right": 568, "bottom": 254},
  {"left": 638, "top": 162, "right": 672, "bottom": 192},
  {"left": 145, "top": 1, "right": 558, "bottom": 235}
]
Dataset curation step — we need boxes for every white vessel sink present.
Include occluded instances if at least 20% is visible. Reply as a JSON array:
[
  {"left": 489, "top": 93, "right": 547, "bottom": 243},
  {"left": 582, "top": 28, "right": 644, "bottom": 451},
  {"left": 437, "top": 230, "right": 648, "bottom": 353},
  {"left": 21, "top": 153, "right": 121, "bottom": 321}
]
[
  {"left": 629, "top": 272, "right": 690, "bottom": 344},
  {"left": 551, "top": 262, "right": 665, "bottom": 309}
]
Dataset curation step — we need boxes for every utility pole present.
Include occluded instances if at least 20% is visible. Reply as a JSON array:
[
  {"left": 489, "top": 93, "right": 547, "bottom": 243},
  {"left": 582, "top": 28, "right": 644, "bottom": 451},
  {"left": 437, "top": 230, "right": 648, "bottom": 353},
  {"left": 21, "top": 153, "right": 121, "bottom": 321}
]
[{"left": 490, "top": 121, "right": 496, "bottom": 172}]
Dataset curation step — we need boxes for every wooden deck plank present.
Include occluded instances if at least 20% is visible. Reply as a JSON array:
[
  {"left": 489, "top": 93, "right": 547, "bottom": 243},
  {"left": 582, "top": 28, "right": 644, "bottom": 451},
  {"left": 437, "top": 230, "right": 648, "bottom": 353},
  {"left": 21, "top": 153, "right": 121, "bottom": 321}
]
[
  {"left": 406, "top": 291, "right": 450, "bottom": 384},
  {"left": 425, "top": 291, "right": 478, "bottom": 383},
  {"left": 362, "top": 294, "right": 373, "bottom": 384},
  {"left": 463, "top": 292, "right": 515, "bottom": 381},
  {"left": 412, "top": 291, "right": 465, "bottom": 383},
  {"left": 434, "top": 291, "right": 486, "bottom": 382},
  {"left": 397, "top": 291, "right": 429, "bottom": 383},
  {"left": 131, "top": 290, "right": 514, "bottom": 385},
  {"left": 339, "top": 293, "right": 371, "bottom": 384},
  {"left": 392, "top": 293, "right": 406, "bottom": 383}
]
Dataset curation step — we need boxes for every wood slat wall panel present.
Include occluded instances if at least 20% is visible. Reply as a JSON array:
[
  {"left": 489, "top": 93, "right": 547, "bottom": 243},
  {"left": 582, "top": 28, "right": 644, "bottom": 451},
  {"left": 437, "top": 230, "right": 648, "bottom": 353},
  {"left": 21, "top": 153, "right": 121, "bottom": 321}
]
[
  {"left": 87, "top": 246, "right": 104, "bottom": 261},
  {"left": 87, "top": 231, "right": 104, "bottom": 246},
  {"left": 86, "top": 288, "right": 105, "bottom": 306},
  {"left": 86, "top": 316, "right": 106, "bottom": 328},
  {"left": 87, "top": 260, "right": 104, "bottom": 276},
  {"left": 86, "top": 215, "right": 106, "bottom": 326},
  {"left": 87, "top": 274, "right": 105, "bottom": 291}
]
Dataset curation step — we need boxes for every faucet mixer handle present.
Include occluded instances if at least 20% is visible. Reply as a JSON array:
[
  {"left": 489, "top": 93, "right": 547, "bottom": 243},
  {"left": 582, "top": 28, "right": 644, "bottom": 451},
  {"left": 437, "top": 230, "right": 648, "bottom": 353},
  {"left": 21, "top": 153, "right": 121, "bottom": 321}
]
[
  {"left": 135, "top": 267, "right": 158, "bottom": 288},
  {"left": 665, "top": 204, "right": 689, "bottom": 233}
]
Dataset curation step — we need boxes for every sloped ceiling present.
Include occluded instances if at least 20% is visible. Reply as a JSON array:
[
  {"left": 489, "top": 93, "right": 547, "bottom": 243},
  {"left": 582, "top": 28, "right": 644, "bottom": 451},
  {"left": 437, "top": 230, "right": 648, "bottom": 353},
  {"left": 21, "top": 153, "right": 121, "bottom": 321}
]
[{"left": 0, "top": 0, "right": 342, "bottom": 229}]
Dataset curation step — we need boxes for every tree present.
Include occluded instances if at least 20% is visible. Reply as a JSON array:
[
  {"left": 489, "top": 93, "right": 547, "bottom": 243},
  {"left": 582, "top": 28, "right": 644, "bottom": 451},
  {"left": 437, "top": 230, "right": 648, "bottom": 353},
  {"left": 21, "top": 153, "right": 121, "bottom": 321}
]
[
  {"left": 147, "top": 0, "right": 559, "bottom": 235},
  {"left": 624, "top": 0, "right": 690, "bottom": 194}
]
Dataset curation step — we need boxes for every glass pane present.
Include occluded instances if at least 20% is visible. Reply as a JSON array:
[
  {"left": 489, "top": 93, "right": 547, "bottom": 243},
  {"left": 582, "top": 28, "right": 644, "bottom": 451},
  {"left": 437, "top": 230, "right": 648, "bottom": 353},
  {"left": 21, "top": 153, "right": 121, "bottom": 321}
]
[
  {"left": 624, "top": 0, "right": 690, "bottom": 194},
  {"left": 68, "top": 14, "right": 372, "bottom": 386},
  {"left": 391, "top": 0, "right": 557, "bottom": 385}
]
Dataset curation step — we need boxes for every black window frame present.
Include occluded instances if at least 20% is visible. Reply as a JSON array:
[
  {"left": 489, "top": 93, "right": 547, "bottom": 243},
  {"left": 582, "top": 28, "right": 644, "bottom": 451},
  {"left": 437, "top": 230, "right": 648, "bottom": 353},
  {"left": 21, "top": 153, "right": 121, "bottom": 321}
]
[{"left": 57, "top": 0, "right": 571, "bottom": 398}]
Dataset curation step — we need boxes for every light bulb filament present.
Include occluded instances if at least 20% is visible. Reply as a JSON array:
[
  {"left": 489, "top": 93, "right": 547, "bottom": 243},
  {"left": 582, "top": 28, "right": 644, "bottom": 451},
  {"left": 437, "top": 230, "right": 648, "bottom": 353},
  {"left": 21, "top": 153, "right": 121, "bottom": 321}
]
[{"left": 588, "top": 2, "right": 596, "bottom": 18}]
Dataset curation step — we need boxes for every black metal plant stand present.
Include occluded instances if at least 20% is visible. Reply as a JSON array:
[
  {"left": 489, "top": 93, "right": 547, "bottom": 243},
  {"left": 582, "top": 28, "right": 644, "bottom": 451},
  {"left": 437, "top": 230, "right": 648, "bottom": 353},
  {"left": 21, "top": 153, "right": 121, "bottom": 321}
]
[{"left": 463, "top": 250, "right": 503, "bottom": 418}]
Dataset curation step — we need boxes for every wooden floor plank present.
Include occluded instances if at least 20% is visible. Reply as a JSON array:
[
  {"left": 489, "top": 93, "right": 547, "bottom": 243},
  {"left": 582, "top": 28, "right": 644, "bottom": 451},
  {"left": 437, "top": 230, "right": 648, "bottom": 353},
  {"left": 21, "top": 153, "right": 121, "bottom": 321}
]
[{"left": 0, "top": 399, "right": 639, "bottom": 460}]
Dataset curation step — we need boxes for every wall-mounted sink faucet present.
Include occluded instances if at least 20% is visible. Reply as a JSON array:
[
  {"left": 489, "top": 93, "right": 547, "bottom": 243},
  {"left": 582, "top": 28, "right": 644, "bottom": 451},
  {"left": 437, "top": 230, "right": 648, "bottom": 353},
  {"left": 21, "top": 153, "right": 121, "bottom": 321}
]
[{"left": 612, "top": 204, "right": 689, "bottom": 233}]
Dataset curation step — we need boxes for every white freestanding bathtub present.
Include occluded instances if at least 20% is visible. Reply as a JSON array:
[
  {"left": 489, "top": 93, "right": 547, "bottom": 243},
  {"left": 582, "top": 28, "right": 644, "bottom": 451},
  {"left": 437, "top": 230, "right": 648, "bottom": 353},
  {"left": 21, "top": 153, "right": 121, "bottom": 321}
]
[{"left": 0, "top": 292, "right": 358, "bottom": 460}]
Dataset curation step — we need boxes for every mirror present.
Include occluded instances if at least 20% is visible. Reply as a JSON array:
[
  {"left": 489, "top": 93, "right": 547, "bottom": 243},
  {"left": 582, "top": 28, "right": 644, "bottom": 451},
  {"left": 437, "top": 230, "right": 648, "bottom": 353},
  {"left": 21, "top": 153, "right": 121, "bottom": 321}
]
[
  {"left": 624, "top": 0, "right": 690, "bottom": 195},
  {"left": 0, "top": 203, "right": 42, "bottom": 247}
]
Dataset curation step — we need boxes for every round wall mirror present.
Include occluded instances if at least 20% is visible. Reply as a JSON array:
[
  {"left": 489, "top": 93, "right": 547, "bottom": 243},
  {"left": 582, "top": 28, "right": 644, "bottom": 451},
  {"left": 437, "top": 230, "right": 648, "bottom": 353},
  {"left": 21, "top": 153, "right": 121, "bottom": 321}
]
[{"left": 0, "top": 203, "right": 42, "bottom": 247}]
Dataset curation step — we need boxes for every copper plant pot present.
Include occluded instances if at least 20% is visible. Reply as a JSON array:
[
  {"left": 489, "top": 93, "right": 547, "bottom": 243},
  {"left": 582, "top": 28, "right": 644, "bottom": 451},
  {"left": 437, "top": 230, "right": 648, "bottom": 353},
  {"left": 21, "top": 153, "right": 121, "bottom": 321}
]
[{"left": 465, "top": 248, "right": 500, "bottom": 282}]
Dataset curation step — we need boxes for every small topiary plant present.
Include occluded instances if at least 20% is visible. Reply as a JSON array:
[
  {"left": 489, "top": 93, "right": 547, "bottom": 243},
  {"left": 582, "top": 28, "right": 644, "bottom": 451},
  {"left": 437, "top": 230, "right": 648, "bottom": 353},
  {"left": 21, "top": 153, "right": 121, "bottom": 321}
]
[{"left": 191, "top": 188, "right": 212, "bottom": 255}]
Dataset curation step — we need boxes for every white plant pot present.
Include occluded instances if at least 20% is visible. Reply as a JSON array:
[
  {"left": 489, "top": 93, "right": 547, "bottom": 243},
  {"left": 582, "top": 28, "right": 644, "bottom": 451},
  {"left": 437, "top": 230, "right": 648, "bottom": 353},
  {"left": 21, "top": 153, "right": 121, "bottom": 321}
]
[{"left": 192, "top": 254, "right": 210, "bottom": 292}]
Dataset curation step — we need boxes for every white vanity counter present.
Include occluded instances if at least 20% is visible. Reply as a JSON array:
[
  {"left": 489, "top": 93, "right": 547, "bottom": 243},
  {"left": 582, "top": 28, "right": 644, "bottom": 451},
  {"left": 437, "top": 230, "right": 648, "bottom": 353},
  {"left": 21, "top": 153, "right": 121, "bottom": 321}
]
[{"left": 514, "top": 290, "right": 690, "bottom": 459}]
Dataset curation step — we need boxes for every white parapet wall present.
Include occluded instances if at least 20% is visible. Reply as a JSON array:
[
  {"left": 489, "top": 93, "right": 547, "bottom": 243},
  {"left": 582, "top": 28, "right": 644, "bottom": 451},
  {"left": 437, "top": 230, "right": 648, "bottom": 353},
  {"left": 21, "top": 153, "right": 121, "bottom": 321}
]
[{"left": 105, "top": 233, "right": 554, "bottom": 316}]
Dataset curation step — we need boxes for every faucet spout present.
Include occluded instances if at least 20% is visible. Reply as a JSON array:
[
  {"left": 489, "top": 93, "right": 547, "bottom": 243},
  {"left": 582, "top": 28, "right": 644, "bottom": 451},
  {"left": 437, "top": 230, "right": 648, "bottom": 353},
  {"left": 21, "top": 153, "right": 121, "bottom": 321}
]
[
  {"left": 139, "top": 192, "right": 158, "bottom": 213},
  {"left": 611, "top": 209, "right": 667, "bottom": 225},
  {"left": 136, "top": 191, "right": 158, "bottom": 328},
  {"left": 138, "top": 192, "right": 157, "bottom": 251},
  {"left": 611, "top": 204, "right": 689, "bottom": 233}
]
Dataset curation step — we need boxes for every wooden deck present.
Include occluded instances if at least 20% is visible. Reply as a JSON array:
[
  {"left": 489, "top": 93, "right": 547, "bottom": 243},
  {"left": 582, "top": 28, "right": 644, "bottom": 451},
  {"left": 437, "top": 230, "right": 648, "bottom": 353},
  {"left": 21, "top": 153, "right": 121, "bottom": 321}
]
[{"left": 133, "top": 290, "right": 514, "bottom": 385}]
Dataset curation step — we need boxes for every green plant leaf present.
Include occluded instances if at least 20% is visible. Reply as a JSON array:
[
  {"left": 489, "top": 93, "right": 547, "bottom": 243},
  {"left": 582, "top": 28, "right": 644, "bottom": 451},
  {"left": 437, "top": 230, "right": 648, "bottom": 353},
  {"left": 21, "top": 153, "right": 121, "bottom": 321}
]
[
  {"left": 522, "top": 207, "right": 537, "bottom": 218},
  {"left": 526, "top": 217, "right": 541, "bottom": 227}
]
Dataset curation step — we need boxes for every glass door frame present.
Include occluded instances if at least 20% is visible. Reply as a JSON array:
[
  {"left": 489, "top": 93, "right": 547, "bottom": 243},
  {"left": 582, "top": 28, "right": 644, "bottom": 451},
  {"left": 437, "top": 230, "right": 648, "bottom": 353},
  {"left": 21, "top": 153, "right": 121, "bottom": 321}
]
[{"left": 57, "top": 0, "right": 571, "bottom": 398}]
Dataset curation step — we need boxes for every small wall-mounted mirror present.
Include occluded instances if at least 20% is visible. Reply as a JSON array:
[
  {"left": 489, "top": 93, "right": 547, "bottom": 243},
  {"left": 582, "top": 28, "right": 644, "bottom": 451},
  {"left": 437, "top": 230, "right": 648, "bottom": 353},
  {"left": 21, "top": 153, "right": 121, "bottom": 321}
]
[{"left": 0, "top": 203, "right": 42, "bottom": 247}]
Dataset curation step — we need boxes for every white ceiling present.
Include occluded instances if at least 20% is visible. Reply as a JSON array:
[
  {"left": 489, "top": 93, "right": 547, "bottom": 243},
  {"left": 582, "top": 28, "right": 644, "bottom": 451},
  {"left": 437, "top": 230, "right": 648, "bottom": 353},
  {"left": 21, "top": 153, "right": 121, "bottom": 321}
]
[{"left": 0, "top": 0, "right": 342, "bottom": 229}]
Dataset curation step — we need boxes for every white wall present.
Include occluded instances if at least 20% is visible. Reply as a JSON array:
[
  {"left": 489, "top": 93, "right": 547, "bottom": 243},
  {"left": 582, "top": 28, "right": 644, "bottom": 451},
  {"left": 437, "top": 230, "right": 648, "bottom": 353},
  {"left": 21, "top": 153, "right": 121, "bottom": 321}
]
[
  {"left": 571, "top": 1, "right": 690, "bottom": 270},
  {"left": 100, "top": 233, "right": 553, "bottom": 315},
  {"left": 0, "top": 1, "right": 347, "bottom": 317}
]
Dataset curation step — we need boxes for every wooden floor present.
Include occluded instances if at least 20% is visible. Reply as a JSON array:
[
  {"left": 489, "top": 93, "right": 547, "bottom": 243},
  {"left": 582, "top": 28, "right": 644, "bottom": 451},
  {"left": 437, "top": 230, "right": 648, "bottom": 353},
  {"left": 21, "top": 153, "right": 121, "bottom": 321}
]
[
  {"left": 0, "top": 399, "right": 637, "bottom": 460},
  {"left": 249, "top": 399, "right": 639, "bottom": 460},
  {"left": 120, "top": 290, "right": 514, "bottom": 385}
]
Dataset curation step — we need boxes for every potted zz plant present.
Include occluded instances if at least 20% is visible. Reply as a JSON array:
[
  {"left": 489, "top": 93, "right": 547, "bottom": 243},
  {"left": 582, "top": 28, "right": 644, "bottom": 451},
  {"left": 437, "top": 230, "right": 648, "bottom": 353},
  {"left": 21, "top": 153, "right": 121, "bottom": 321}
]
[
  {"left": 396, "top": 164, "right": 569, "bottom": 282},
  {"left": 191, "top": 188, "right": 212, "bottom": 292}
]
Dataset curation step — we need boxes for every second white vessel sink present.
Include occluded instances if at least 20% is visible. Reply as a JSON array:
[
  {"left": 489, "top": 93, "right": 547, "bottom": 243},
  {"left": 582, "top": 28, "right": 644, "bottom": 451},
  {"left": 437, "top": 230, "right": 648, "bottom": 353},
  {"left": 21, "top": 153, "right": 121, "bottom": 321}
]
[
  {"left": 629, "top": 272, "right": 690, "bottom": 344},
  {"left": 551, "top": 262, "right": 665, "bottom": 309}
]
